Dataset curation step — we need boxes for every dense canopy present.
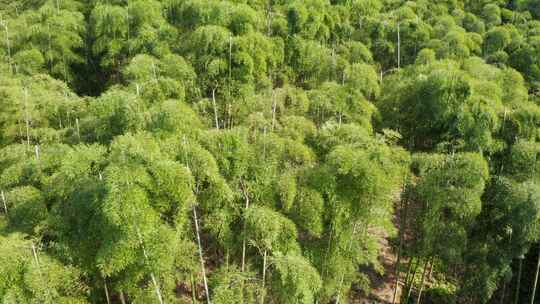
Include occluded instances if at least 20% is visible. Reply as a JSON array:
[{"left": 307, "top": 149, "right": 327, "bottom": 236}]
[{"left": 0, "top": 0, "right": 540, "bottom": 303}]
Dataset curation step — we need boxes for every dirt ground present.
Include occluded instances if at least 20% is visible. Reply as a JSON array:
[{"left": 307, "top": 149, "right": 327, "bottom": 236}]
[{"left": 353, "top": 232, "right": 402, "bottom": 304}]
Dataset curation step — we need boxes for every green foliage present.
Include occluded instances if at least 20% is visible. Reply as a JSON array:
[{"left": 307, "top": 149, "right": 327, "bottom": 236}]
[
  {"left": 0, "top": 234, "right": 89, "bottom": 303},
  {"left": 244, "top": 205, "right": 299, "bottom": 254},
  {"left": 1, "top": 0, "right": 540, "bottom": 303},
  {"left": 270, "top": 253, "right": 323, "bottom": 304},
  {"left": 411, "top": 152, "right": 489, "bottom": 262},
  {"left": 210, "top": 266, "right": 261, "bottom": 304}
]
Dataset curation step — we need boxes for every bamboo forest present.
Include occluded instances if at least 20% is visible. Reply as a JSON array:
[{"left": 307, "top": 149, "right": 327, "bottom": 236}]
[{"left": 2, "top": 0, "right": 540, "bottom": 303}]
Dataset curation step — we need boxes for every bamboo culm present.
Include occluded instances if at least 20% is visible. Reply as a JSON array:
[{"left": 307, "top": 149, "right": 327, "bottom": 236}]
[
  {"left": 415, "top": 258, "right": 432, "bottom": 304},
  {"left": 530, "top": 246, "right": 540, "bottom": 304},
  {"left": 193, "top": 206, "right": 211, "bottom": 304}
]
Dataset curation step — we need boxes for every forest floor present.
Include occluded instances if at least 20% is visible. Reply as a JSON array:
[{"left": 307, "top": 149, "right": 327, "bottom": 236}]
[
  {"left": 353, "top": 231, "right": 402, "bottom": 304},
  {"left": 353, "top": 193, "right": 404, "bottom": 304}
]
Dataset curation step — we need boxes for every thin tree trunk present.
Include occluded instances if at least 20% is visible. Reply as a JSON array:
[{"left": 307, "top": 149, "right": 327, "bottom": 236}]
[
  {"left": 31, "top": 242, "right": 51, "bottom": 301},
  {"left": 392, "top": 248, "right": 403, "bottom": 304},
  {"left": 530, "top": 246, "right": 540, "bottom": 304},
  {"left": 212, "top": 88, "right": 219, "bottom": 130},
  {"left": 397, "top": 21, "right": 401, "bottom": 69},
  {"left": 149, "top": 274, "right": 163, "bottom": 304},
  {"left": 191, "top": 273, "right": 197, "bottom": 303},
  {"left": 500, "top": 280, "right": 507, "bottom": 304},
  {"left": 261, "top": 249, "right": 267, "bottom": 304},
  {"left": 321, "top": 201, "right": 339, "bottom": 283},
  {"left": 403, "top": 258, "right": 415, "bottom": 289},
  {"left": 126, "top": 0, "right": 130, "bottom": 56},
  {"left": 1, "top": 190, "right": 7, "bottom": 215},
  {"left": 271, "top": 90, "right": 277, "bottom": 131},
  {"left": 428, "top": 262, "right": 434, "bottom": 281},
  {"left": 35, "top": 145, "right": 40, "bottom": 161},
  {"left": 119, "top": 291, "right": 126, "bottom": 304},
  {"left": 336, "top": 223, "right": 358, "bottom": 304},
  {"left": 416, "top": 258, "right": 432, "bottom": 304},
  {"left": 24, "top": 88, "right": 30, "bottom": 147},
  {"left": 2, "top": 19, "right": 11, "bottom": 72},
  {"left": 47, "top": 23, "right": 52, "bottom": 71},
  {"left": 136, "top": 228, "right": 164, "bottom": 304},
  {"left": 405, "top": 258, "right": 421, "bottom": 303},
  {"left": 17, "top": 118, "right": 23, "bottom": 144},
  {"left": 393, "top": 197, "right": 408, "bottom": 304},
  {"left": 31, "top": 242, "right": 40, "bottom": 266},
  {"left": 228, "top": 36, "right": 232, "bottom": 83},
  {"left": 515, "top": 256, "right": 523, "bottom": 304},
  {"left": 320, "top": 213, "right": 335, "bottom": 285},
  {"left": 193, "top": 206, "right": 211, "bottom": 304},
  {"left": 103, "top": 277, "right": 111, "bottom": 304},
  {"left": 75, "top": 118, "right": 80, "bottom": 141},
  {"left": 226, "top": 103, "right": 231, "bottom": 129},
  {"left": 241, "top": 182, "right": 250, "bottom": 272}
]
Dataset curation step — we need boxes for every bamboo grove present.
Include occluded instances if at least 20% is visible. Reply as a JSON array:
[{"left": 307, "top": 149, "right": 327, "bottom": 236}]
[{"left": 0, "top": 0, "right": 539, "bottom": 303}]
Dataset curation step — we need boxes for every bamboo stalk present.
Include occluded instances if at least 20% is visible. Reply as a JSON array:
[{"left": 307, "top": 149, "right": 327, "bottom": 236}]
[
  {"left": 31, "top": 242, "right": 51, "bottom": 301},
  {"left": 1, "top": 190, "right": 7, "bottom": 215},
  {"left": 24, "top": 88, "right": 30, "bottom": 147},
  {"left": 397, "top": 21, "right": 401, "bottom": 69},
  {"left": 515, "top": 255, "right": 524, "bottom": 304},
  {"left": 403, "top": 258, "right": 415, "bottom": 289},
  {"left": 2, "top": 18, "right": 12, "bottom": 72},
  {"left": 193, "top": 206, "right": 211, "bottom": 304},
  {"left": 416, "top": 258, "right": 432, "bottom": 304},
  {"left": 76, "top": 118, "right": 80, "bottom": 141},
  {"left": 191, "top": 273, "right": 197, "bottom": 303},
  {"left": 261, "top": 249, "right": 267, "bottom": 304},
  {"left": 212, "top": 88, "right": 219, "bottom": 130},
  {"left": 241, "top": 181, "right": 250, "bottom": 272},
  {"left": 393, "top": 196, "right": 408, "bottom": 304},
  {"left": 405, "top": 258, "right": 421, "bottom": 303},
  {"left": 119, "top": 291, "right": 126, "bottom": 304},
  {"left": 530, "top": 248, "right": 540, "bottom": 304},
  {"left": 336, "top": 223, "right": 358, "bottom": 304},
  {"left": 271, "top": 90, "right": 277, "bottom": 131},
  {"left": 103, "top": 277, "right": 111, "bottom": 304},
  {"left": 136, "top": 228, "right": 164, "bottom": 304}
]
